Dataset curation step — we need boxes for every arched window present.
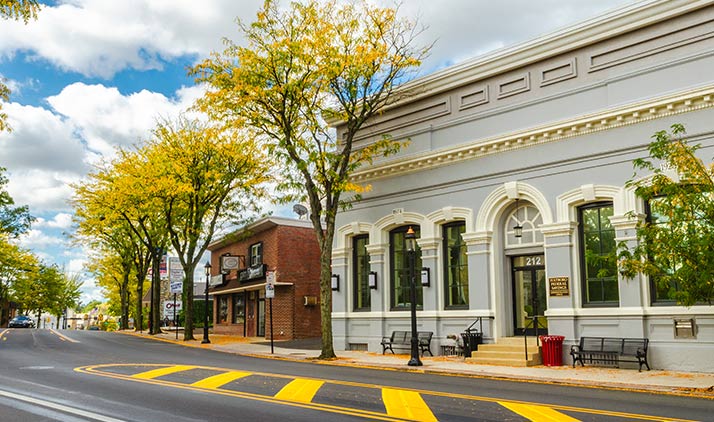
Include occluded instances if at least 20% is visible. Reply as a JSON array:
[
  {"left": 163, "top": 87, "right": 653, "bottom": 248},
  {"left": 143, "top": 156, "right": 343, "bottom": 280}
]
[
  {"left": 390, "top": 226, "right": 422, "bottom": 310},
  {"left": 505, "top": 203, "right": 543, "bottom": 247}
]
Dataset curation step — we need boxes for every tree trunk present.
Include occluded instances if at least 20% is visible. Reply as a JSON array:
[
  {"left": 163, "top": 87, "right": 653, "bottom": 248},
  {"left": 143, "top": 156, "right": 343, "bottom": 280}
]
[
  {"left": 121, "top": 272, "right": 130, "bottom": 330},
  {"left": 183, "top": 266, "right": 195, "bottom": 341},
  {"left": 136, "top": 275, "right": 143, "bottom": 332},
  {"left": 318, "top": 233, "right": 336, "bottom": 359},
  {"left": 150, "top": 249, "right": 162, "bottom": 334}
]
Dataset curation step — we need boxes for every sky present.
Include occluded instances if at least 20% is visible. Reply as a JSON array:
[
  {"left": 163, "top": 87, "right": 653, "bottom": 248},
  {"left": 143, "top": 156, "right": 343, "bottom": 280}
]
[{"left": 0, "top": 0, "right": 640, "bottom": 303}]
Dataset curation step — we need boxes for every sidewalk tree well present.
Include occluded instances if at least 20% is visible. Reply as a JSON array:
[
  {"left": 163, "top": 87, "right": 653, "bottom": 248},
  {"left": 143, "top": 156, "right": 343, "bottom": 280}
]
[
  {"left": 192, "top": 0, "right": 430, "bottom": 359},
  {"left": 142, "top": 117, "right": 267, "bottom": 341},
  {"left": 618, "top": 124, "right": 714, "bottom": 306}
]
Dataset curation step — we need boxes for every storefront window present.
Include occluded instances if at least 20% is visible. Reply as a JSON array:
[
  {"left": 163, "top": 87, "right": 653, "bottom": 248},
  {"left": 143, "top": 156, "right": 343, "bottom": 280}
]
[
  {"left": 353, "top": 235, "right": 370, "bottom": 311},
  {"left": 232, "top": 293, "right": 245, "bottom": 324},
  {"left": 443, "top": 222, "right": 468, "bottom": 308},
  {"left": 390, "top": 226, "right": 422, "bottom": 310},
  {"left": 579, "top": 202, "right": 618, "bottom": 306},
  {"left": 218, "top": 296, "right": 229, "bottom": 323}
]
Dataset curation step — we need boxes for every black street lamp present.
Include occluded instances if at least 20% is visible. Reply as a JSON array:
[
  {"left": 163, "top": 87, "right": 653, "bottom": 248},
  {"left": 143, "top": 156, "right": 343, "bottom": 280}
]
[
  {"left": 202, "top": 261, "right": 211, "bottom": 344},
  {"left": 405, "top": 226, "right": 422, "bottom": 367}
]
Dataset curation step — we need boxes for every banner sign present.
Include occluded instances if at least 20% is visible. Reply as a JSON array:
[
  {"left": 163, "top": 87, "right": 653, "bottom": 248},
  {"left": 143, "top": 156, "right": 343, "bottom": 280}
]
[{"left": 239, "top": 264, "right": 266, "bottom": 282}]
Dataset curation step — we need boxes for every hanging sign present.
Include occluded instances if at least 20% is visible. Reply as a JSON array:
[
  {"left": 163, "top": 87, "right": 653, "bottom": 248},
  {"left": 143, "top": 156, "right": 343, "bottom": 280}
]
[{"left": 548, "top": 277, "right": 570, "bottom": 297}]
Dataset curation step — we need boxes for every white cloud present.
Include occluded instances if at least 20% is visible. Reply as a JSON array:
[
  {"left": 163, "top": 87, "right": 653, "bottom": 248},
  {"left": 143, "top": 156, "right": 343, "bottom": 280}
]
[
  {"left": 0, "top": 0, "right": 263, "bottom": 79},
  {"left": 46, "top": 82, "right": 204, "bottom": 157},
  {"left": 34, "top": 213, "right": 73, "bottom": 229},
  {"left": 18, "top": 228, "right": 66, "bottom": 249}
]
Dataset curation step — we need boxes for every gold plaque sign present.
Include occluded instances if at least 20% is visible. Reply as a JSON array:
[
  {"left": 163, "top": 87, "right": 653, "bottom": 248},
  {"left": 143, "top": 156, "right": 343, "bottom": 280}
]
[{"left": 548, "top": 277, "right": 570, "bottom": 297}]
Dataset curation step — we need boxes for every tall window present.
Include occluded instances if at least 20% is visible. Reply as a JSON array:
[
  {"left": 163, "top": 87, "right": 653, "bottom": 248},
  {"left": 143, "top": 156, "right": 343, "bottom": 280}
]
[
  {"left": 645, "top": 197, "right": 680, "bottom": 304},
  {"left": 579, "top": 202, "right": 618, "bottom": 306},
  {"left": 250, "top": 242, "right": 262, "bottom": 267},
  {"left": 232, "top": 293, "right": 245, "bottom": 324},
  {"left": 390, "top": 226, "right": 422, "bottom": 310},
  {"left": 443, "top": 222, "right": 468, "bottom": 308},
  {"left": 353, "top": 235, "right": 370, "bottom": 311}
]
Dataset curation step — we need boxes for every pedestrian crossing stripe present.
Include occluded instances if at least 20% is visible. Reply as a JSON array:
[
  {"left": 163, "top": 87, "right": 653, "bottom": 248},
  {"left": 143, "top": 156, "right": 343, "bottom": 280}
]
[
  {"left": 275, "top": 379, "right": 325, "bottom": 403},
  {"left": 499, "top": 401, "right": 580, "bottom": 422},
  {"left": 382, "top": 388, "right": 437, "bottom": 422},
  {"left": 76, "top": 364, "right": 697, "bottom": 422},
  {"left": 190, "top": 371, "right": 251, "bottom": 389},
  {"left": 131, "top": 365, "right": 195, "bottom": 380}
]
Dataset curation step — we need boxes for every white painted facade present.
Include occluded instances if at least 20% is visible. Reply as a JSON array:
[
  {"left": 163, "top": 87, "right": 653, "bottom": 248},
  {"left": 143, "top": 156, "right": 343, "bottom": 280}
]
[{"left": 331, "top": 0, "right": 714, "bottom": 372}]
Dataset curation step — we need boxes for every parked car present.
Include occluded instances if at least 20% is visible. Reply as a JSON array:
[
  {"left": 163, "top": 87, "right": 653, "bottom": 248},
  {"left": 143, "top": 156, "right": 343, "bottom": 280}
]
[{"left": 8, "top": 315, "right": 35, "bottom": 328}]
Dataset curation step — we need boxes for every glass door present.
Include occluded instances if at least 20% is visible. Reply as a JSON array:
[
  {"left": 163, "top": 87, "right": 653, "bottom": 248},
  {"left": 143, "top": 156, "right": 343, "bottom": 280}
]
[
  {"left": 257, "top": 295, "right": 265, "bottom": 337},
  {"left": 512, "top": 255, "right": 547, "bottom": 336}
]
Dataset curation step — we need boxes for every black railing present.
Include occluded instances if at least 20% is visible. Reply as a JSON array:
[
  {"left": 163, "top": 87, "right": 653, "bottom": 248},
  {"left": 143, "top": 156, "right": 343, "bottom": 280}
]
[{"left": 523, "top": 315, "right": 547, "bottom": 361}]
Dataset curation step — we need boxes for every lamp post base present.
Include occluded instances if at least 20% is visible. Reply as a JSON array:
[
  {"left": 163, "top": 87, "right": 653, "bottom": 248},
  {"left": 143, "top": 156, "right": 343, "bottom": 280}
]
[
  {"left": 201, "top": 339, "right": 211, "bottom": 344},
  {"left": 407, "top": 357, "right": 423, "bottom": 366}
]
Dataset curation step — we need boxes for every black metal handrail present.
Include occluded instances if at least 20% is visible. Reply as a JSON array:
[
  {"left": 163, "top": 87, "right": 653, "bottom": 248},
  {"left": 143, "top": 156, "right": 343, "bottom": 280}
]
[
  {"left": 523, "top": 315, "right": 547, "bottom": 361},
  {"left": 464, "top": 316, "right": 494, "bottom": 335}
]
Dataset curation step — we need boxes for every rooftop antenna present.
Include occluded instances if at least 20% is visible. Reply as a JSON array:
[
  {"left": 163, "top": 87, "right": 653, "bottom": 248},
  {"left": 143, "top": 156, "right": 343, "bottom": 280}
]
[{"left": 293, "top": 204, "right": 308, "bottom": 220}]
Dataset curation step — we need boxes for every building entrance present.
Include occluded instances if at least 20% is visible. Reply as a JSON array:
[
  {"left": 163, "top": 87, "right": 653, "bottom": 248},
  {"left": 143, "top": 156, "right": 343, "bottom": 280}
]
[{"left": 512, "top": 255, "right": 547, "bottom": 336}]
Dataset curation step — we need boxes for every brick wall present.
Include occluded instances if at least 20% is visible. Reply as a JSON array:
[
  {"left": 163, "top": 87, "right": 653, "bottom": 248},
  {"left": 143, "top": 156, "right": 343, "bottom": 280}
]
[{"left": 209, "top": 221, "right": 322, "bottom": 339}]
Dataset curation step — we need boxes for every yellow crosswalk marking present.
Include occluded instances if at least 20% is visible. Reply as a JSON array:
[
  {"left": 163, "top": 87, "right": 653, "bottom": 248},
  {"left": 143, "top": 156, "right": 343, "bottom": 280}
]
[
  {"left": 191, "top": 371, "right": 251, "bottom": 389},
  {"left": 274, "top": 379, "right": 325, "bottom": 403},
  {"left": 132, "top": 365, "right": 195, "bottom": 380},
  {"left": 382, "top": 388, "right": 437, "bottom": 422},
  {"left": 499, "top": 401, "right": 580, "bottom": 422}
]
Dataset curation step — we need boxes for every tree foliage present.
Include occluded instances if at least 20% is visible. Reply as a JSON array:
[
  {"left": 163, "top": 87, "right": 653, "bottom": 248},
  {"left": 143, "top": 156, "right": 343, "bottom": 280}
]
[
  {"left": 618, "top": 124, "right": 714, "bottom": 306},
  {"left": 0, "top": 167, "right": 33, "bottom": 237},
  {"left": 192, "top": 0, "right": 429, "bottom": 359},
  {"left": 1, "top": 0, "right": 40, "bottom": 132},
  {"left": 143, "top": 116, "right": 267, "bottom": 340}
]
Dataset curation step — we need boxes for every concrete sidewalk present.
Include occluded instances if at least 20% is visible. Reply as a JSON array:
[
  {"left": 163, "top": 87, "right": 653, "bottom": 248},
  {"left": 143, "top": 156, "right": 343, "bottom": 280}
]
[{"left": 122, "top": 331, "right": 714, "bottom": 399}]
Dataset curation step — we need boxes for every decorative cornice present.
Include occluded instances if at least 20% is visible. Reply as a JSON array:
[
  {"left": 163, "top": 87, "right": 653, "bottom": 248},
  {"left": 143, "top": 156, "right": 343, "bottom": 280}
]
[
  {"left": 461, "top": 231, "right": 492, "bottom": 245},
  {"left": 610, "top": 213, "right": 645, "bottom": 230},
  {"left": 539, "top": 222, "right": 579, "bottom": 237},
  {"left": 350, "top": 85, "right": 714, "bottom": 183}
]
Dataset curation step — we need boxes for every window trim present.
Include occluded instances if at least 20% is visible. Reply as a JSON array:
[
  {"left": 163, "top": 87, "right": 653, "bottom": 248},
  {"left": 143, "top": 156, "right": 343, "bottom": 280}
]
[
  {"left": 578, "top": 201, "right": 619, "bottom": 307},
  {"left": 442, "top": 221, "right": 468, "bottom": 310},
  {"left": 352, "top": 234, "right": 370, "bottom": 312}
]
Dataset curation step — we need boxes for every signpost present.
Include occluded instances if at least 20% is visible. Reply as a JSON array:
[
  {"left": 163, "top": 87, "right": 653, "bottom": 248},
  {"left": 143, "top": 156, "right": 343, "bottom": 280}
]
[{"left": 266, "top": 271, "right": 275, "bottom": 354}]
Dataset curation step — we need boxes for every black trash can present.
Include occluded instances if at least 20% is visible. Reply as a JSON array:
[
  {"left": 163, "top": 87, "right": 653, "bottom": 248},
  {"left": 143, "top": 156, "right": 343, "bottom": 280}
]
[{"left": 460, "top": 329, "right": 483, "bottom": 358}]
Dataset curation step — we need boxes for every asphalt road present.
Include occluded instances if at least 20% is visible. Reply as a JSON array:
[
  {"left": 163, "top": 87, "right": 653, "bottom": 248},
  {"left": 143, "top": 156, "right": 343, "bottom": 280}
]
[{"left": 0, "top": 328, "right": 710, "bottom": 421}]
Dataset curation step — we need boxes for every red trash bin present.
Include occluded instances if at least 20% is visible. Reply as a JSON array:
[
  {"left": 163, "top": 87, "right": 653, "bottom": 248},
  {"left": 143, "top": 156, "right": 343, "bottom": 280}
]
[{"left": 539, "top": 335, "right": 565, "bottom": 366}]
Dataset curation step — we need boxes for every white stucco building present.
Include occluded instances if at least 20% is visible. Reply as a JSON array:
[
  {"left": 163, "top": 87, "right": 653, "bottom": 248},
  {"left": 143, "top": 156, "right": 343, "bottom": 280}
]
[{"left": 330, "top": 0, "right": 714, "bottom": 372}]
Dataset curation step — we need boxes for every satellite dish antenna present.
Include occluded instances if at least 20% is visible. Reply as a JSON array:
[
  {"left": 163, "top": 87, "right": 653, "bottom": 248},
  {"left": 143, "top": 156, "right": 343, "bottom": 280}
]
[{"left": 293, "top": 204, "right": 308, "bottom": 219}]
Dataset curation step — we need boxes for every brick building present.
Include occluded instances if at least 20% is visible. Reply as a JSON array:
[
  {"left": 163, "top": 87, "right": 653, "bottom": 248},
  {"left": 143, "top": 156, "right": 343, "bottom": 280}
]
[{"left": 207, "top": 217, "right": 322, "bottom": 340}]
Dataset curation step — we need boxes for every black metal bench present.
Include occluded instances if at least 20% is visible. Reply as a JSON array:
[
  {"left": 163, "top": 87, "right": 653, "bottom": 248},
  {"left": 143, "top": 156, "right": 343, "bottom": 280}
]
[
  {"left": 570, "top": 336, "right": 650, "bottom": 371},
  {"left": 381, "top": 331, "right": 433, "bottom": 356}
]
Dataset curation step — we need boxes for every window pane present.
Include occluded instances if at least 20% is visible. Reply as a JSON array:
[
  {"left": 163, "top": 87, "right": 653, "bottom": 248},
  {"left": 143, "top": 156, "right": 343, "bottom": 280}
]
[
  {"left": 353, "top": 235, "right": 370, "bottom": 310},
  {"left": 232, "top": 293, "right": 244, "bottom": 324},
  {"left": 390, "top": 226, "right": 422, "bottom": 309},
  {"left": 580, "top": 203, "right": 618, "bottom": 305},
  {"left": 444, "top": 222, "right": 468, "bottom": 308}
]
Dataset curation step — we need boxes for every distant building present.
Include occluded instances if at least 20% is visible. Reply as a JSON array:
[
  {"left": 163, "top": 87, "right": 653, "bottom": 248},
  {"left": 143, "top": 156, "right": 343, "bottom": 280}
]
[
  {"left": 207, "top": 217, "right": 322, "bottom": 340},
  {"left": 331, "top": 1, "right": 714, "bottom": 371}
]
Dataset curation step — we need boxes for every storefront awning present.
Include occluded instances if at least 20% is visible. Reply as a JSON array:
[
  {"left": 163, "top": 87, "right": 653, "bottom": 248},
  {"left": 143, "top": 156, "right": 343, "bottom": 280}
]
[{"left": 212, "top": 281, "right": 293, "bottom": 295}]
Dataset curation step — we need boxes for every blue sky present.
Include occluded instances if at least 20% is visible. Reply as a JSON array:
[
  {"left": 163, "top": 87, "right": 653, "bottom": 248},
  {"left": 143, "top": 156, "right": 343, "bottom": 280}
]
[{"left": 0, "top": 0, "right": 638, "bottom": 303}]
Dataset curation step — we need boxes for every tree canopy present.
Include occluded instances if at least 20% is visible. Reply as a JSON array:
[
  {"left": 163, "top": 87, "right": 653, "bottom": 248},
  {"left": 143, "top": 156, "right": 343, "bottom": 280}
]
[
  {"left": 618, "top": 124, "right": 714, "bottom": 306},
  {"left": 192, "top": 0, "right": 429, "bottom": 358}
]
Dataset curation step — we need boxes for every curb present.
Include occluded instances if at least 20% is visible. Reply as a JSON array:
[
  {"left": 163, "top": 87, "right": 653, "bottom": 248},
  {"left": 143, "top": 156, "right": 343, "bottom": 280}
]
[{"left": 114, "top": 330, "right": 714, "bottom": 399}]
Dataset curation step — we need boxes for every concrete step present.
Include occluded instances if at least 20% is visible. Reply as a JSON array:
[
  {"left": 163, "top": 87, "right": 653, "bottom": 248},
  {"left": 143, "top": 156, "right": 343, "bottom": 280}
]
[
  {"left": 477, "top": 344, "right": 541, "bottom": 353},
  {"left": 473, "top": 350, "right": 541, "bottom": 360},
  {"left": 466, "top": 355, "right": 542, "bottom": 367}
]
